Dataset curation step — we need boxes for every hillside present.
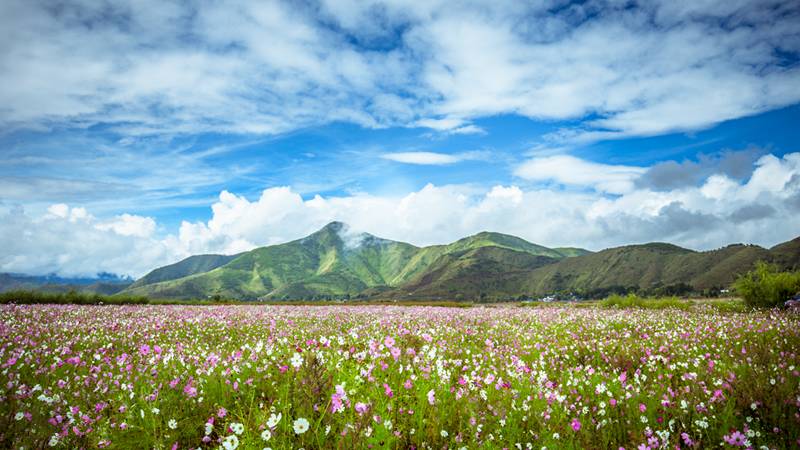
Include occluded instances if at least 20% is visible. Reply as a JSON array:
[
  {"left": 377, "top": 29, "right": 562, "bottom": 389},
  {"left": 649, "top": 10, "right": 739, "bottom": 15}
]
[
  {"left": 122, "top": 223, "right": 582, "bottom": 299},
  {"left": 127, "top": 254, "right": 242, "bottom": 290},
  {"left": 519, "top": 242, "right": 775, "bottom": 296}
]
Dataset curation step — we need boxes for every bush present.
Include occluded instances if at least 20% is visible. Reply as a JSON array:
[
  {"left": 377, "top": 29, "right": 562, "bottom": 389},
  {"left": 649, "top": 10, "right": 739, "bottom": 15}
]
[
  {"left": 600, "top": 293, "right": 690, "bottom": 310},
  {"left": 733, "top": 262, "right": 800, "bottom": 308}
]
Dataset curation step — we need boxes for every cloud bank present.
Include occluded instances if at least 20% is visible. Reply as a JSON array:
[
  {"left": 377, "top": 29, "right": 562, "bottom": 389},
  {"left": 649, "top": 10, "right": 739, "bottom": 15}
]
[
  {"left": 1, "top": 0, "right": 798, "bottom": 139},
  {"left": 3, "top": 152, "right": 798, "bottom": 278}
]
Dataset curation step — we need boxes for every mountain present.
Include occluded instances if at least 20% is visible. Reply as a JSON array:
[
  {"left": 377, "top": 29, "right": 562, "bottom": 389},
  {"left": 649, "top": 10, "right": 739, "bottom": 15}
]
[
  {"left": 122, "top": 222, "right": 585, "bottom": 300},
  {"left": 517, "top": 242, "right": 774, "bottom": 296},
  {"left": 127, "top": 253, "right": 242, "bottom": 290},
  {"left": 0, "top": 272, "right": 133, "bottom": 295},
  {"left": 117, "top": 222, "right": 799, "bottom": 301}
]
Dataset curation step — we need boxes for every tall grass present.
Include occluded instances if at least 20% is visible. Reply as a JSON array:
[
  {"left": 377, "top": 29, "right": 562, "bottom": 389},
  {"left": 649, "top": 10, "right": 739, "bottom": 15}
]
[{"left": 600, "top": 293, "right": 690, "bottom": 310}]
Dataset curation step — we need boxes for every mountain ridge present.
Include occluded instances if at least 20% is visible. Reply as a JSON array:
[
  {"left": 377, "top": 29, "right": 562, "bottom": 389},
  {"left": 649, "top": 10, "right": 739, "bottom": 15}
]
[{"left": 115, "top": 222, "right": 799, "bottom": 301}]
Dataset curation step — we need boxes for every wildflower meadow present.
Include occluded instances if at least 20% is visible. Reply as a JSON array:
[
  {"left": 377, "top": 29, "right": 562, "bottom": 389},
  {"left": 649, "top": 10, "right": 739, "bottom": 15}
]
[{"left": 1, "top": 304, "right": 798, "bottom": 449}]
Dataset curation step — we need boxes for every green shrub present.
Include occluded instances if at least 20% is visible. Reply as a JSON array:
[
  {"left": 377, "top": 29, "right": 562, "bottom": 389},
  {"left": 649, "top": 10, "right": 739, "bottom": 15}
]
[
  {"left": 733, "top": 262, "right": 800, "bottom": 308},
  {"left": 600, "top": 293, "right": 691, "bottom": 310}
]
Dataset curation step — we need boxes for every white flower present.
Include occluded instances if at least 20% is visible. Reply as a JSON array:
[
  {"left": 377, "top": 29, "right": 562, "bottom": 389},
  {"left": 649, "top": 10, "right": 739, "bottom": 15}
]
[
  {"left": 267, "top": 413, "right": 282, "bottom": 428},
  {"left": 441, "top": 430, "right": 449, "bottom": 438},
  {"left": 261, "top": 429, "right": 272, "bottom": 441},
  {"left": 230, "top": 422, "right": 244, "bottom": 435},
  {"left": 14, "top": 412, "right": 24, "bottom": 421},
  {"left": 553, "top": 432, "right": 560, "bottom": 440},
  {"left": 48, "top": 434, "right": 59, "bottom": 447},
  {"left": 205, "top": 422, "right": 214, "bottom": 435},
  {"left": 151, "top": 407, "right": 160, "bottom": 415},
  {"left": 168, "top": 419, "right": 177, "bottom": 430},
  {"left": 290, "top": 353, "right": 304, "bottom": 368},
  {"left": 222, "top": 435, "right": 239, "bottom": 450},
  {"left": 293, "top": 417, "right": 310, "bottom": 434}
]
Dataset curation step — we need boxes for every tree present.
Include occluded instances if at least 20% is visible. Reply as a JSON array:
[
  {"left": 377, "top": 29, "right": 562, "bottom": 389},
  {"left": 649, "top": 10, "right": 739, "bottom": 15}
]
[{"left": 733, "top": 262, "right": 800, "bottom": 308}]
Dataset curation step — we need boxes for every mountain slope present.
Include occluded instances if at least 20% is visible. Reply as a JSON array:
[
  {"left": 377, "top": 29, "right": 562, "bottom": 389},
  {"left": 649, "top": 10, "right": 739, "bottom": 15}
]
[
  {"left": 389, "top": 246, "right": 559, "bottom": 300},
  {"left": 128, "top": 254, "right": 242, "bottom": 290},
  {"left": 123, "top": 222, "right": 422, "bottom": 299},
  {"left": 121, "top": 223, "right": 581, "bottom": 299},
  {"left": 519, "top": 242, "right": 774, "bottom": 295}
]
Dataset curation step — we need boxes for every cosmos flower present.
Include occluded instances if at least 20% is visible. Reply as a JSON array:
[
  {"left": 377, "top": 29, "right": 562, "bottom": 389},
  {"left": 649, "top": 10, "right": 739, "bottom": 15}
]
[
  {"left": 267, "top": 413, "right": 282, "bottom": 429},
  {"left": 222, "top": 435, "right": 239, "bottom": 450},
  {"left": 293, "top": 418, "right": 310, "bottom": 434}
]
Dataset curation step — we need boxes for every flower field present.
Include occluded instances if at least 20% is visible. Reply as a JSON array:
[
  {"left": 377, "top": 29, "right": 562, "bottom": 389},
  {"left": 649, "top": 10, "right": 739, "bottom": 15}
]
[{"left": 1, "top": 304, "right": 799, "bottom": 449}]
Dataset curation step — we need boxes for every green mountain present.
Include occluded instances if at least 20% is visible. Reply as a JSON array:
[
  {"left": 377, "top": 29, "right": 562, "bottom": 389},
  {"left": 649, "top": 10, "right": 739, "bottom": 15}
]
[
  {"left": 127, "top": 253, "right": 242, "bottom": 290},
  {"left": 518, "top": 242, "right": 776, "bottom": 296},
  {"left": 119, "top": 222, "right": 798, "bottom": 300},
  {"left": 122, "top": 223, "right": 584, "bottom": 299}
]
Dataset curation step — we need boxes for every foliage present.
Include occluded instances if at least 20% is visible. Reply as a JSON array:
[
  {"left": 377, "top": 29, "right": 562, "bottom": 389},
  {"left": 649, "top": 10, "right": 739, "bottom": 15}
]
[
  {"left": 0, "top": 290, "right": 149, "bottom": 305},
  {"left": 600, "top": 294, "right": 691, "bottom": 310},
  {"left": 733, "top": 261, "right": 800, "bottom": 307}
]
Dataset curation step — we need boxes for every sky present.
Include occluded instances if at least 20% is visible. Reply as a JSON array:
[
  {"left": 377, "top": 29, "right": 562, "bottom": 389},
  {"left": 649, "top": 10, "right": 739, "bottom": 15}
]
[{"left": 1, "top": 0, "right": 800, "bottom": 278}]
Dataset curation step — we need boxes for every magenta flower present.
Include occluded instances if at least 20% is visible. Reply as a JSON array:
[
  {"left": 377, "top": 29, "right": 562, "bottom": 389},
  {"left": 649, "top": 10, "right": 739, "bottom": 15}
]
[{"left": 571, "top": 418, "right": 581, "bottom": 431}]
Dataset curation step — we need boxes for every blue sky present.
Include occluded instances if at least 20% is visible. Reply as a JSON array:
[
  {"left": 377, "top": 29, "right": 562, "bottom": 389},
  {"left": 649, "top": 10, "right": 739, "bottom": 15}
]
[{"left": 1, "top": 0, "right": 800, "bottom": 277}]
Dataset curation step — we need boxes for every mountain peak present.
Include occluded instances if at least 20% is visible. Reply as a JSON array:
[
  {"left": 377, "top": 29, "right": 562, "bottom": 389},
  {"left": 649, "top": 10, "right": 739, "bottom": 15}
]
[{"left": 321, "top": 221, "right": 347, "bottom": 232}]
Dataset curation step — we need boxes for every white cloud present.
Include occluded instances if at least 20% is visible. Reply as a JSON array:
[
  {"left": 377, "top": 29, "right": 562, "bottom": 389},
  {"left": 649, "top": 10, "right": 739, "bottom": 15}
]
[
  {"left": 381, "top": 151, "right": 486, "bottom": 165},
  {"left": 3, "top": 152, "right": 799, "bottom": 278},
  {"left": 514, "top": 155, "right": 646, "bottom": 194},
  {"left": 0, "top": 1, "right": 797, "bottom": 139}
]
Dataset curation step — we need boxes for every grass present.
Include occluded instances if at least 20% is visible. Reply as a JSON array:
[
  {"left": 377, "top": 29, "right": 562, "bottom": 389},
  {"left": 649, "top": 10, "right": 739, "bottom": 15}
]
[{"left": 597, "top": 293, "right": 750, "bottom": 312}]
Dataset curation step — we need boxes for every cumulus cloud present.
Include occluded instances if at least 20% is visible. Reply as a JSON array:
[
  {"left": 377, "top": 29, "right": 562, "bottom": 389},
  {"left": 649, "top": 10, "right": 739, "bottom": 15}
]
[
  {"left": 0, "top": 1, "right": 798, "bottom": 139},
  {"left": 635, "top": 148, "right": 765, "bottom": 191},
  {"left": 3, "top": 152, "right": 799, "bottom": 278},
  {"left": 381, "top": 151, "right": 487, "bottom": 165},
  {"left": 0, "top": 205, "right": 175, "bottom": 278},
  {"left": 514, "top": 155, "right": 646, "bottom": 194}
]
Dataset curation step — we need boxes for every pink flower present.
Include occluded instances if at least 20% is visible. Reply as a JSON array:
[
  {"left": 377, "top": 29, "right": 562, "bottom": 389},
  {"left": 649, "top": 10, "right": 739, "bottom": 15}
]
[
  {"left": 404, "top": 379, "right": 413, "bottom": 389},
  {"left": 723, "top": 430, "right": 747, "bottom": 447},
  {"left": 217, "top": 407, "right": 227, "bottom": 418},
  {"left": 427, "top": 389, "right": 436, "bottom": 405},
  {"left": 383, "top": 383, "right": 393, "bottom": 398},
  {"left": 571, "top": 418, "right": 581, "bottom": 431},
  {"left": 384, "top": 336, "right": 395, "bottom": 347},
  {"left": 355, "top": 402, "right": 369, "bottom": 415},
  {"left": 639, "top": 403, "right": 647, "bottom": 413}
]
